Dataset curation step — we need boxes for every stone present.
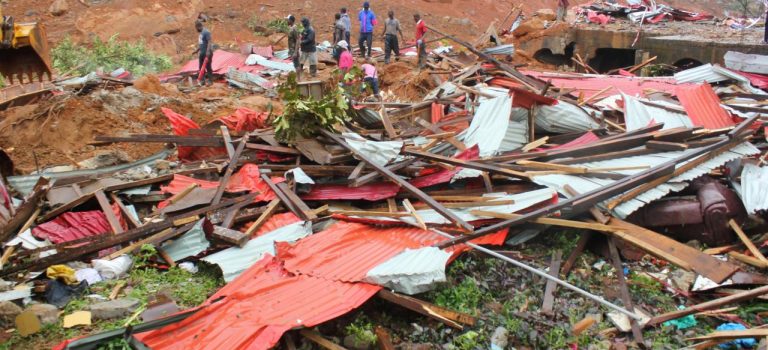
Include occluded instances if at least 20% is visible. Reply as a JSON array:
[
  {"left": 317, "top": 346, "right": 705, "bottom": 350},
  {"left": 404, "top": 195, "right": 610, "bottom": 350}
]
[
  {"left": 0, "top": 301, "right": 23, "bottom": 328},
  {"left": 490, "top": 326, "right": 509, "bottom": 349},
  {"left": 77, "top": 150, "right": 131, "bottom": 169},
  {"left": 534, "top": 9, "right": 557, "bottom": 21},
  {"left": 89, "top": 298, "right": 140, "bottom": 320},
  {"left": 343, "top": 334, "right": 373, "bottom": 350},
  {"left": 49, "top": 0, "right": 69, "bottom": 16},
  {"left": 512, "top": 18, "right": 545, "bottom": 38},
  {"left": 24, "top": 303, "right": 59, "bottom": 325}
]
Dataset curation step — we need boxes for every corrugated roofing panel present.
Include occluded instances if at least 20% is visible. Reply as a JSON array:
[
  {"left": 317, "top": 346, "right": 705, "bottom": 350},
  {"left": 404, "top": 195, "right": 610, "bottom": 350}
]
[
  {"left": 623, "top": 93, "right": 693, "bottom": 131},
  {"left": 674, "top": 64, "right": 748, "bottom": 84},
  {"left": 137, "top": 256, "right": 380, "bottom": 350},
  {"left": 498, "top": 120, "right": 528, "bottom": 152},
  {"left": 32, "top": 210, "right": 110, "bottom": 244},
  {"left": 546, "top": 131, "right": 601, "bottom": 150},
  {"left": 523, "top": 70, "right": 684, "bottom": 96},
  {"left": 161, "top": 220, "right": 210, "bottom": 262},
  {"left": 364, "top": 247, "right": 452, "bottom": 295},
  {"left": 725, "top": 51, "right": 768, "bottom": 75},
  {"left": 740, "top": 164, "right": 768, "bottom": 214},
  {"left": 161, "top": 165, "right": 283, "bottom": 202},
  {"left": 178, "top": 50, "right": 247, "bottom": 75},
  {"left": 535, "top": 101, "right": 601, "bottom": 133},
  {"left": 301, "top": 182, "right": 400, "bottom": 201},
  {"left": 675, "top": 83, "right": 735, "bottom": 129},
  {"left": 203, "top": 221, "right": 312, "bottom": 282},
  {"left": 343, "top": 132, "right": 403, "bottom": 166},
  {"left": 462, "top": 94, "right": 512, "bottom": 156}
]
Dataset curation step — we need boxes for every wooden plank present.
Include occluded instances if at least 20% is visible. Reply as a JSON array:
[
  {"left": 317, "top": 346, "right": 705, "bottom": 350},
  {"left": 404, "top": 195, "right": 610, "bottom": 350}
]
[
  {"left": 1, "top": 178, "right": 50, "bottom": 242},
  {"left": 110, "top": 193, "right": 141, "bottom": 229},
  {"left": 0, "top": 207, "right": 41, "bottom": 268},
  {"left": 103, "top": 228, "right": 176, "bottom": 260},
  {"left": 322, "top": 129, "right": 474, "bottom": 232},
  {"left": 351, "top": 158, "right": 417, "bottom": 187},
  {"left": 244, "top": 199, "right": 281, "bottom": 237},
  {"left": 380, "top": 102, "right": 398, "bottom": 139},
  {"left": 212, "top": 226, "right": 249, "bottom": 247},
  {"left": 94, "top": 190, "right": 123, "bottom": 234},
  {"left": 416, "top": 119, "right": 466, "bottom": 151},
  {"left": 649, "top": 285, "right": 768, "bottom": 327},
  {"left": 561, "top": 231, "right": 592, "bottom": 276},
  {"left": 276, "top": 182, "right": 317, "bottom": 220},
  {"left": 377, "top": 289, "right": 476, "bottom": 329},
  {"left": 729, "top": 219, "right": 768, "bottom": 263},
  {"left": 551, "top": 148, "right": 658, "bottom": 165},
  {"left": 220, "top": 126, "right": 235, "bottom": 159},
  {"left": 347, "top": 162, "right": 366, "bottom": 181},
  {"left": 375, "top": 326, "right": 395, "bottom": 350},
  {"left": 406, "top": 149, "right": 529, "bottom": 179},
  {"left": 245, "top": 143, "right": 301, "bottom": 155},
  {"left": 608, "top": 237, "right": 645, "bottom": 344},
  {"left": 403, "top": 199, "right": 427, "bottom": 230},
  {"left": 563, "top": 184, "right": 609, "bottom": 224},
  {"left": 157, "top": 248, "right": 177, "bottom": 267},
  {"left": 540, "top": 250, "right": 562, "bottom": 315},
  {"left": 330, "top": 210, "right": 410, "bottom": 218},
  {"left": 521, "top": 136, "right": 550, "bottom": 152},
  {"left": 646, "top": 140, "right": 688, "bottom": 151},
  {"left": 688, "top": 329, "right": 768, "bottom": 341},
  {"left": 212, "top": 134, "right": 249, "bottom": 204},
  {"left": 728, "top": 251, "right": 768, "bottom": 268},
  {"left": 300, "top": 329, "right": 348, "bottom": 350}
]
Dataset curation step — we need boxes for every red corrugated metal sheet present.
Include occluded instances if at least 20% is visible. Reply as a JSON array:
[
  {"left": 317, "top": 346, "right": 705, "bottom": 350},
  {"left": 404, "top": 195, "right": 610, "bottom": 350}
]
[
  {"left": 163, "top": 108, "right": 228, "bottom": 161},
  {"left": 431, "top": 102, "right": 445, "bottom": 123},
  {"left": 238, "top": 212, "right": 302, "bottom": 237},
  {"left": 212, "top": 108, "right": 269, "bottom": 133},
  {"left": 675, "top": 83, "right": 735, "bottom": 129},
  {"left": 277, "top": 221, "right": 506, "bottom": 283},
  {"left": 301, "top": 183, "right": 400, "bottom": 201},
  {"left": 32, "top": 211, "right": 110, "bottom": 244},
  {"left": 523, "top": 70, "right": 684, "bottom": 97},
  {"left": 546, "top": 131, "right": 601, "bottom": 151},
  {"left": 251, "top": 46, "right": 274, "bottom": 58},
  {"left": 136, "top": 256, "right": 380, "bottom": 350},
  {"left": 178, "top": 50, "right": 247, "bottom": 75},
  {"left": 487, "top": 77, "right": 559, "bottom": 109},
  {"left": 732, "top": 70, "right": 768, "bottom": 89},
  {"left": 161, "top": 165, "right": 284, "bottom": 202},
  {"left": 409, "top": 145, "right": 479, "bottom": 188}
]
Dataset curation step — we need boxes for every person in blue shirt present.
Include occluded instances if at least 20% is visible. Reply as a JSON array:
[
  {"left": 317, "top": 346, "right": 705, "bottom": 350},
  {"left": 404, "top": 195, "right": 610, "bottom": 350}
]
[{"left": 357, "top": 2, "right": 376, "bottom": 58}]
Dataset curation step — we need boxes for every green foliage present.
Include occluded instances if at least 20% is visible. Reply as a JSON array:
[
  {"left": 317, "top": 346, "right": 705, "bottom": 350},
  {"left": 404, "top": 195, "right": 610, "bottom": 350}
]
[
  {"left": 0, "top": 74, "right": 5, "bottom": 88},
  {"left": 127, "top": 265, "right": 223, "bottom": 308},
  {"left": 544, "top": 326, "right": 569, "bottom": 349},
  {"left": 133, "top": 244, "right": 157, "bottom": 268},
  {"left": 628, "top": 273, "right": 673, "bottom": 308},
  {"left": 434, "top": 277, "right": 487, "bottom": 315},
  {"left": 345, "top": 314, "right": 378, "bottom": 346},
  {"left": 453, "top": 331, "right": 484, "bottom": 350},
  {"left": 97, "top": 337, "right": 132, "bottom": 350},
  {"left": 273, "top": 72, "right": 350, "bottom": 143},
  {"left": 247, "top": 15, "right": 301, "bottom": 35},
  {"left": 266, "top": 18, "right": 291, "bottom": 34},
  {"left": 52, "top": 35, "right": 172, "bottom": 77}
]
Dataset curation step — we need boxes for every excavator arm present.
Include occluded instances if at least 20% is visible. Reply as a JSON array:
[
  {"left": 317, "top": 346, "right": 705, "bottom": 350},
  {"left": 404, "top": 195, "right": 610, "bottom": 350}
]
[{"left": 0, "top": 7, "right": 53, "bottom": 84}]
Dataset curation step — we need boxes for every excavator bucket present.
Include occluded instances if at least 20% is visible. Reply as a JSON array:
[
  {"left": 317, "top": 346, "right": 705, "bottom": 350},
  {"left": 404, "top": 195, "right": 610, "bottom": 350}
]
[{"left": 0, "top": 22, "right": 52, "bottom": 85}]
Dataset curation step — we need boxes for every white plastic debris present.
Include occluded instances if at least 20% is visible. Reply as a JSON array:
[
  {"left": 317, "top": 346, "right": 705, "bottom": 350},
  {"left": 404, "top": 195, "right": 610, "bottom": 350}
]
[
  {"left": 178, "top": 262, "right": 198, "bottom": 274},
  {"left": 75, "top": 268, "right": 103, "bottom": 285},
  {"left": 92, "top": 255, "right": 133, "bottom": 280},
  {"left": 285, "top": 167, "right": 315, "bottom": 184}
]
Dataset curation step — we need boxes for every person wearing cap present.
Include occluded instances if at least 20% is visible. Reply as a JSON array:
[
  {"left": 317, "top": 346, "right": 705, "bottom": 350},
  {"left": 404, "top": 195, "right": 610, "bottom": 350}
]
[
  {"left": 361, "top": 60, "right": 380, "bottom": 99},
  {"left": 193, "top": 20, "right": 214, "bottom": 86},
  {"left": 333, "top": 13, "right": 346, "bottom": 48},
  {"left": 340, "top": 8, "right": 352, "bottom": 50},
  {"left": 358, "top": 2, "right": 377, "bottom": 58},
  {"left": 414, "top": 13, "right": 428, "bottom": 69},
  {"left": 286, "top": 15, "right": 300, "bottom": 75},
  {"left": 299, "top": 17, "right": 318, "bottom": 79},
  {"left": 381, "top": 10, "right": 404, "bottom": 64},
  {"left": 337, "top": 41, "right": 353, "bottom": 74}
]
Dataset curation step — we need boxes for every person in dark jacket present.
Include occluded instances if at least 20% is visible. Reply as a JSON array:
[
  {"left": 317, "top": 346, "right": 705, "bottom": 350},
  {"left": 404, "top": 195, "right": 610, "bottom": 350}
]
[
  {"left": 299, "top": 17, "right": 317, "bottom": 79},
  {"left": 286, "top": 15, "right": 300, "bottom": 73},
  {"left": 333, "top": 13, "right": 346, "bottom": 48},
  {"left": 192, "top": 20, "right": 214, "bottom": 85}
]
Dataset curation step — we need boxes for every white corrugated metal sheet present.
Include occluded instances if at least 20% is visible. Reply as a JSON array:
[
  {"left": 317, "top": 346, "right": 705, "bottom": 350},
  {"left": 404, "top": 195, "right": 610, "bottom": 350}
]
[
  {"left": 740, "top": 164, "right": 768, "bottom": 214},
  {"left": 674, "top": 64, "right": 749, "bottom": 84},
  {"left": 202, "top": 221, "right": 313, "bottom": 282},
  {"left": 725, "top": 51, "right": 768, "bottom": 75},
  {"left": 161, "top": 220, "right": 210, "bottom": 262},
  {"left": 424, "top": 81, "right": 458, "bottom": 100},
  {"left": 364, "top": 247, "right": 452, "bottom": 295},
  {"left": 623, "top": 94, "right": 692, "bottom": 131},
  {"left": 343, "top": 132, "right": 403, "bottom": 166},
  {"left": 532, "top": 142, "right": 760, "bottom": 218},
  {"left": 462, "top": 94, "right": 512, "bottom": 157},
  {"left": 498, "top": 120, "right": 529, "bottom": 152},
  {"left": 535, "top": 102, "right": 601, "bottom": 133}
]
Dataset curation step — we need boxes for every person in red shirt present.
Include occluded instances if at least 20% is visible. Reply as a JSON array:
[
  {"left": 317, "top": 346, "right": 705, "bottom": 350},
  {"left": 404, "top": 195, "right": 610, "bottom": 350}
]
[{"left": 414, "top": 13, "right": 427, "bottom": 69}]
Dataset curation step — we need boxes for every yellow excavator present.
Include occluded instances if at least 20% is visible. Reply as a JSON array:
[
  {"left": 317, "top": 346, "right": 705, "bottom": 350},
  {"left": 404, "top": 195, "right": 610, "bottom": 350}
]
[{"left": 0, "top": 8, "right": 52, "bottom": 84}]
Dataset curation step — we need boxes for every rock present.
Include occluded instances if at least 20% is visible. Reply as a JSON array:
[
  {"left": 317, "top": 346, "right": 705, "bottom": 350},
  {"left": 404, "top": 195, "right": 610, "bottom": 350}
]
[
  {"left": 89, "top": 298, "right": 140, "bottom": 320},
  {"left": 77, "top": 150, "right": 131, "bottom": 169},
  {"left": 24, "top": 304, "right": 59, "bottom": 325},
  {"left": 0, "top": 301, "right": 23, "bottom": 328},
  {"left": 343, "top": 334, "right": 372, "bottom": 350},
  {"left": 49, "top": 0, "right": 69, "bottom": 16},
  {"left": 458, "top": 18, "right": 472, "bottom": 27},
  {"left": 670, "top": 269, "right": 696, "bottom": 292},
  {"left": 133, "top": 75, "right": 165, "bottom": 95},
  {"left": 534, "top": 9, "right": 557, "bottom": 21},
  {"left": 490, "top": 326, "right": 509, "bottom": 349},
  {"left": 154, "top": 159, "right": 171, "bottom": 171},
  {"left": 513, "top": 18, "right": 545, "bottom": 38}
]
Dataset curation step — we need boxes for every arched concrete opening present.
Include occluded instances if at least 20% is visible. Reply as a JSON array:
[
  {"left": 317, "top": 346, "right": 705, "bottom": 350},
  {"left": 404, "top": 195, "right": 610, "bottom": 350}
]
[
  {"left": 533, "top": 42, "right": 576, "bottom": 67},
  {"left": 673, "top": 58, "right": 704, "bottom": 71},
  {"left": 587, "top": 48, "right": 637, "bottom": 73}
]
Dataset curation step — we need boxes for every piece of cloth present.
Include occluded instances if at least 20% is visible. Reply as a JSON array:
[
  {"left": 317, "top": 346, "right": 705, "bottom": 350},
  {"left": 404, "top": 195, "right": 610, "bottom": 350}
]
[
  {"left": 362, "top": 63, "right": 378, "bottom": 79},
  {"left": 384, "top": 18, "right": 400, "bottom": 36},
  {"left": 333, "top": 19, "right": 346, "bottom": 45},
  {"left": 716, "top": 323, "right": 757, "bottom": 349},
  {"left": 287, "top": 25, "right": 299, "bottom": 57},
  {"left": 45, "top": 280, "right": 88, "bottom": 308},
  {"left": 384, "top": 34, "right": 400, "bottom": 64},
  {"left": 198, "top": 53, "right": 213, "bottom": 84},
  {"left": 300, "top": 51, "right": 318, "bottom": 65},
  {"left": 339, "top": 50, "right": 354, "bottom": 72},
  {"left": 358, "top": 9, "right": 377, "bottom": 33},
  {"left": 47, "top": 265, "right": 78, "bottom": 285},
  {"left": 358, "top": 32, "right": 373, "bottom": 57},
  {"left": 415, "top": 19, "right": 427, "bottom": 40},
  {"left": 300, "top": 26, "right": 316, "bottom": 53},
  {"left": 198, "top": 28, "right": 211, "bottom": 56},
  {"left": 364, "top": 77, "right": 380, "bottom": 96}
]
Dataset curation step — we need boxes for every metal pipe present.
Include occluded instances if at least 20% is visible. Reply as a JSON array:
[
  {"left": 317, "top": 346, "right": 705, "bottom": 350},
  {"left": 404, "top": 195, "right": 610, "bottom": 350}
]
[{"left": 432, "top": 229, "right": 644, "bottom": 320}]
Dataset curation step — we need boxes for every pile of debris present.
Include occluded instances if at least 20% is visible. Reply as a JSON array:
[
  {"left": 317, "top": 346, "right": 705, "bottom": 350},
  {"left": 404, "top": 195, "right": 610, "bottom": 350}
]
[
  {"left": 575, "top": 1, "right": 714, "bottom": 25},
  {"left": 1, "top": 23, "right": 768, "bottom": 350}
]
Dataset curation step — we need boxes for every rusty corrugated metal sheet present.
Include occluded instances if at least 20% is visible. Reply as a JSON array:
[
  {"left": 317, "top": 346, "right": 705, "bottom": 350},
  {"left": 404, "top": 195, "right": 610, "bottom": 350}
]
[
  {"left": 675, "top": 83, "right": 735, "bottom": 129},
  {"left": 136, "top": 256, "right": 380, "bottom": 350}
]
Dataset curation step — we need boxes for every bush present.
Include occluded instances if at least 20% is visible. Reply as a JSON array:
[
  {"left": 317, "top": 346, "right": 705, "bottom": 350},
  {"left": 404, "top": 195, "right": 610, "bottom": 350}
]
[
  {"left": 52, "top": 35, "right": 172, "bottom": 77},
  {"left": 0, "top": 75, "right": 5, "bottom": 88}
]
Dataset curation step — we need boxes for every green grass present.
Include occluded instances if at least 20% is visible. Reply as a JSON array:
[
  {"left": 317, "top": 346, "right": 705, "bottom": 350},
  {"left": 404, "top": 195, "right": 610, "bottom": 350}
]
[
  {"left": 433, "top": 277, "right": 488, "bottom": 315},
  {"left": 52, "top": 35, "right": 172, "bottom": 77},
  {"left": 344, "top": 314, "right": 378, "bottom": 347}
]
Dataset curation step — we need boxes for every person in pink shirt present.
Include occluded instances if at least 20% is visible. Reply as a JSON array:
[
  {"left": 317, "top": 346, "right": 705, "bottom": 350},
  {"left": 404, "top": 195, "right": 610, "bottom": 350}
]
[
  {"left": 337, "top": 40, "right": 353, "bottom": 74},
  {"left": 360, "top": 61, "right": 380, "bottom": 98}
]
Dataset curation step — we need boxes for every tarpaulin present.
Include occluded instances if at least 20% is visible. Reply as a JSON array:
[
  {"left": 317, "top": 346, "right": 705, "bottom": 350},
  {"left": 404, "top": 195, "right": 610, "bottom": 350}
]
[
  {"left": 161, "top": 165, "right": 285, "bottom": 202},
  {"left": 301, "top": 182, "right": 401, "bottom": 201},
  {"left": 136, "top": 256, "right": 380, "bottom": 350},
  {"left": 32, "top": 210, "right": 111, "bottom": 244},
  {"left": 409, "top": 145, "right": 479, "bottom": 188},
  {"left": 675, "top": 83, "right": 735, "bottom": 129},
  {"left": 162, "top": 108, "right": 227, "bottom": 162},
  {"left": 212, "top": 107, "right": 269, "bottom": 133}
]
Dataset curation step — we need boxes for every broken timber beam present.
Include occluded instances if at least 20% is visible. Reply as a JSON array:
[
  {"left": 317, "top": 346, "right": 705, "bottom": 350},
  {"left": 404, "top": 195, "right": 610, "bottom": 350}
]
[
  {"left": 405, "top": 149, "right": 528, "bottom": 179},
  {"left": 540, "top": 250, "right": 562, "bottom": 315},
  {"left": 377, "top": 289, "right": 476, "bottom": 329},
  {"left": 212, "top": 134, "right": 249, "bottom": 204},
  {"left": 0, "top": 177, "right": 50, "bottom": 243},
  {"left": 321, "top": 129, "right": 474, "bottom": 232},
  {"left": 647, "top": 285, "right": 768, "bottom": 327}
]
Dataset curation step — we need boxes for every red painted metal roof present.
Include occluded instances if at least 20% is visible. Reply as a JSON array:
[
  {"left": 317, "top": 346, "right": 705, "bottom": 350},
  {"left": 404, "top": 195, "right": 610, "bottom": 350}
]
[
  {"left": 523, "top": 70, "right": 684, "bottom": 97},
  {"left": 487, "top": 77, "right": 559, "bottom": 109},
  {"left": 242, "top": 212, "right": 302, "bottom": 237},
  {"left": 546, "top": 131, "right": 601, "bottom": 151},
  {"left": 32, "top": 210, "right": 110, "bottom": 244},
  {"left": 409, "top": 145, "right": 479, "bottom": 188},
  {"left": 301, "top": 183, "right": 401, "bottom": 201},
  {"left": 277, "top": 221, "right": 506, "bottom": 283},
  {"left": 178, "top": 50, "right": 247, "bottom": 75},
  {"left": 675, "top": 83, "right": 735, "bottom": 129},
  {"left": 732, "top": 70, "right": 768, "bottom": 89},
  {"left": 136, "top": 256, "right": 380, "bottom": 350},
  {"left": 161, "top": 165, "right": 284, "bottom": 202}
]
